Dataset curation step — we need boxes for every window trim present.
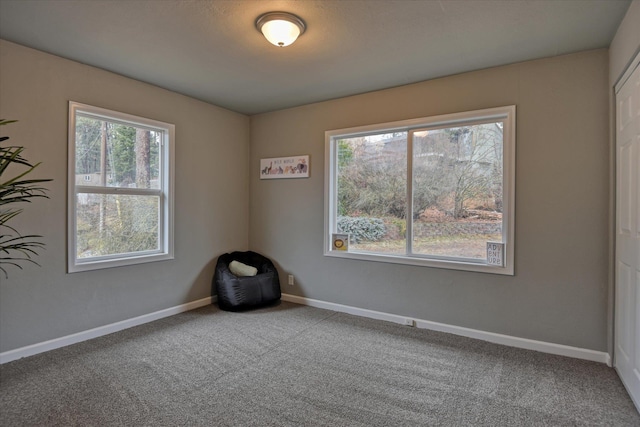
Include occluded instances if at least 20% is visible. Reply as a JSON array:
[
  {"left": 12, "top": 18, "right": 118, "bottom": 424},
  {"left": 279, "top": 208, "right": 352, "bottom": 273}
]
[
  {"left": 67, "top": 101, "right": 175, "bottom": 273},
  {"left": 324, "top": 105, "right": 515, "bottom": 275}
]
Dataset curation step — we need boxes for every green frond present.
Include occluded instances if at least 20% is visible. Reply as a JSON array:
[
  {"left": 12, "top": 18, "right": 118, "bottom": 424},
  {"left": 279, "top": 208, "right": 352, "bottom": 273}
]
[{"left": 0, "top": 120, "right": 52, "bottom": 277}]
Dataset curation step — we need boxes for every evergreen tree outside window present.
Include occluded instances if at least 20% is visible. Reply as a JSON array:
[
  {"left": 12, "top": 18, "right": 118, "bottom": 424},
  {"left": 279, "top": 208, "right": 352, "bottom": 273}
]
[{"left": 68, "top": 102, "right": 174, "bottom": 272}]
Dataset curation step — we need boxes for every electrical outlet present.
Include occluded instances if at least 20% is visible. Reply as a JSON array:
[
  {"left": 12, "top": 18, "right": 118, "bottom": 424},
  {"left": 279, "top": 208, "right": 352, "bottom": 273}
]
[
  {"left": 403, "top": 318, "right": 415, "bottom": 327},
  {"left": 288, "top": 274, "right": 294, "bottom": 286}
]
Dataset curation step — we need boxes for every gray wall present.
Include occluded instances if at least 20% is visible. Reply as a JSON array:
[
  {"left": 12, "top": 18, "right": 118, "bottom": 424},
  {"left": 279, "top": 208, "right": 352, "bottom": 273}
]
[
  {"left": 250, "top": 49, "right": 610, "bottom": 351},
  {"left": 0, "top": 40, "right": 250, "bottom": 352}
]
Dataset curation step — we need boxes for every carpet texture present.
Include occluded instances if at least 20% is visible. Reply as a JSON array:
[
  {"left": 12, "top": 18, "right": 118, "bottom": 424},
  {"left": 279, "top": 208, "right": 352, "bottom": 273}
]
[{"left": 1, "top": 301, "right": 638, "bottom": 426}]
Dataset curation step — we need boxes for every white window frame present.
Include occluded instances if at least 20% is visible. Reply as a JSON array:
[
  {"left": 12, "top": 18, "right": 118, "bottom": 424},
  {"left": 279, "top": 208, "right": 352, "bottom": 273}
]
[
  {"left": 324, "top": 105, "right": 515, "bottom": 275},
  {"left": 68, "top": 101, "right": 175, "bottom": 272}
]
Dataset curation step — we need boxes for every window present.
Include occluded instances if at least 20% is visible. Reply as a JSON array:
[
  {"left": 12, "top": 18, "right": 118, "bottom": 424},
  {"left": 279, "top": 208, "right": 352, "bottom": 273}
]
[
  {"left": 325, "top": 106, "right": 515, "bottom": 275},
  {"left": 68, "top": 102, "right": 174, "bottom": 272}
]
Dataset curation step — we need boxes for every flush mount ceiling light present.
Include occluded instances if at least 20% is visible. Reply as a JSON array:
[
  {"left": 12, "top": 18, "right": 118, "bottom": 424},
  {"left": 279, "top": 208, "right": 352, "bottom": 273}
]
[{"left": 255, "top": 11, "right": 306, "bottom": 47}]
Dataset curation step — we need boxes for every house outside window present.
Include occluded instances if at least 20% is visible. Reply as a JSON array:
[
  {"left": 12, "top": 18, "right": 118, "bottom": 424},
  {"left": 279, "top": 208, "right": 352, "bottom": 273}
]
[
  {"left": 68, "top": 102, "right": 174, "bottom": 272},
  {"left": 325, "top": 105, "right": 515, "bottom": 275}
]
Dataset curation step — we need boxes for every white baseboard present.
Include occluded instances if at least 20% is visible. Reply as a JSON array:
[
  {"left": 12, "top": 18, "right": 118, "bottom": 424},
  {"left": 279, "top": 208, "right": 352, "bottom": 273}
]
[
  {"left": 281, "top": 293, "right": 612, "bottom": 366},
  {"left": 0, "top": 296, "right": 215, "bottom": 364},
  {"left": 2, "top": 294, "right": 611, "bottom": 367}
]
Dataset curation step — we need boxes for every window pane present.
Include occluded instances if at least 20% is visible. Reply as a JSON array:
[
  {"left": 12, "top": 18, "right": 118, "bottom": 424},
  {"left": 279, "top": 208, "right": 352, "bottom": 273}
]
[
  {"left": 412, "top": 123, "right": 503, "bottom": 260},
  {"left": 336, "top": 133, "right": 407, "bottom": 254},
  {"left": 75, "top": 115, "right": 161, "bottom": 189},
  {"left": 76, "top": 193, "right": 160, "bottom": 259}
]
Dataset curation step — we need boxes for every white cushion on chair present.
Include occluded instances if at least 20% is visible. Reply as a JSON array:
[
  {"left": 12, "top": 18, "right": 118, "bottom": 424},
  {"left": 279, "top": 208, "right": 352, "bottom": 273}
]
[{"left": 229, "top": 260, "right": 258, "bottom": 277}]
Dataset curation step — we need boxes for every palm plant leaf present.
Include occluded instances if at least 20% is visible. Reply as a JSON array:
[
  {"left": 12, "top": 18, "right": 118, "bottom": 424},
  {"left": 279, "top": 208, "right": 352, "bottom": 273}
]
[{"left": 0, "top": 119, "right": 51, "bottom": 277}]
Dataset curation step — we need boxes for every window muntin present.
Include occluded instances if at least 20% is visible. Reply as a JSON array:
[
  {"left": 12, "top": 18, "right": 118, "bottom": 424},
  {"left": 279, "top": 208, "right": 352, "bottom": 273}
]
[
  {"left": 325, "top": 106, "right": 515, "bottom": 275},
  {"left": 68, "top": 102, "right": 174, "bottom": 272}
]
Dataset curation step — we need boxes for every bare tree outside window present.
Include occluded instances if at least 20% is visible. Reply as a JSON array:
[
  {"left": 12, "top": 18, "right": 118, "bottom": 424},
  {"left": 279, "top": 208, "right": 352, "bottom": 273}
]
[
  {"left": 335, "top": 122, "right": 504, "bottom": 260},
  {"left": 73, "top": 115, "right": 161, "bottom": 259}
]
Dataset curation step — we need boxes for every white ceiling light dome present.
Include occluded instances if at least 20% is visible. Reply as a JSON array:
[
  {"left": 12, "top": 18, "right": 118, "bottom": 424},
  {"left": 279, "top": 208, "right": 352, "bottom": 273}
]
[{"left": 256, "top": 12, "right": 306, "bottom": 47}]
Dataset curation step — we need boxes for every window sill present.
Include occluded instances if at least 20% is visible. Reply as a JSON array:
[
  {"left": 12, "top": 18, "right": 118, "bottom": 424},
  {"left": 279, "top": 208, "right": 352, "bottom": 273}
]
[
  {"left": 324, "top": 249, "right": 514, "bottom": 275},
  {"left": 69, "top": 252, "right": 174, "bottom": 273}
]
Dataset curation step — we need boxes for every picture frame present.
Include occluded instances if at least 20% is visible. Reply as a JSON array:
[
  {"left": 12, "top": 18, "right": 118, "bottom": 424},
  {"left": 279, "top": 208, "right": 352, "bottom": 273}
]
[{"left": 260, "top": 155, "right": 309, "bottom": 179}]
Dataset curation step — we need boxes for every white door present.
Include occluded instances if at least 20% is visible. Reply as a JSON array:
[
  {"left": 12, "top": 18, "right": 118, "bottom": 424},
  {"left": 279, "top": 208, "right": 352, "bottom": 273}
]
[{"left": 615, "top": 56, "right": 640, "bottom": 410}]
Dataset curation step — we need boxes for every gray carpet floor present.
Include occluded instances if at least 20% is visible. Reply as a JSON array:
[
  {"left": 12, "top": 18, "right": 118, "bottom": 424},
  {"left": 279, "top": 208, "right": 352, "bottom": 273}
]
[{"left": 0, "top": 301, "right": 638, "bottom": 426}]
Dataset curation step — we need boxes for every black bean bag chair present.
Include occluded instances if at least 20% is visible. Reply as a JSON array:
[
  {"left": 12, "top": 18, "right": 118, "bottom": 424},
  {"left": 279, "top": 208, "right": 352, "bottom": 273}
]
[{"left": 213, "top": 251, "right": 281, "bottom": 311}]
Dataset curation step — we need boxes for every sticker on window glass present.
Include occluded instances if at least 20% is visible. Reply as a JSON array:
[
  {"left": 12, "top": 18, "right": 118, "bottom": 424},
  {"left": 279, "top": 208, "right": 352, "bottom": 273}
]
[
  {"left": 486, "top": 242, "right": 504, "bottom": 266},
  {"left": 332, "top": 234, "right": 349, "bottom": 251}
]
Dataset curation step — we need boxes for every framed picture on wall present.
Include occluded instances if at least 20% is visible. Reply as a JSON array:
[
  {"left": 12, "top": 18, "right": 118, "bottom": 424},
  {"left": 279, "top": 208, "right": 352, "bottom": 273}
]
[{"left": 260, "top": 155, "right": 309, "bottom": 179}]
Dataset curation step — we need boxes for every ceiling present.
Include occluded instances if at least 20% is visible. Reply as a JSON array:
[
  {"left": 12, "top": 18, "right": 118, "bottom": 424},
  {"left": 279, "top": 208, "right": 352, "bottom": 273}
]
[{"left": 0, "top": 0, "right": 631, "bottom": 115}]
